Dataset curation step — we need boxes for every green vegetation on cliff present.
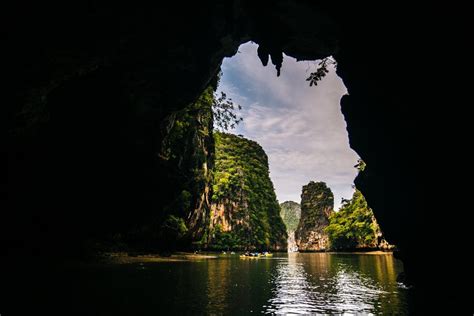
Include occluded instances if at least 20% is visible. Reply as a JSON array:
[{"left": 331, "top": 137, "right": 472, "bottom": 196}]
[
  {"left": 155, "top": 85, "right": 215, "bottom": 249},
  {"left": 325, "top": 189, "right": 382, "bottom": 250},
  {"left": 209, "top": 132, "right": 287, "bottom": 250},
  {"left": 280, "top": 201, "right": 301, "bottom": 233},
  {"left": 295, "top": 181, "right": 334, "bottom": 251},
  {"left": 111, "top": 78, "right": 287, "bottom": 252},
  {"left": 296, "top": 181, "right": 334, "bottom": 232}
]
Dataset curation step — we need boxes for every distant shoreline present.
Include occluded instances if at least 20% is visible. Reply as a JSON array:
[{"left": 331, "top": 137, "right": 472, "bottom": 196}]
[
  {"left": 297, "top": 250, "right": 394, "bottom": 254},
  {"left": 300, "top": 250, "right": 394, "bottom": 255},
  {"left": 98, "top": 250, "right": 394, "bottom": 264}
]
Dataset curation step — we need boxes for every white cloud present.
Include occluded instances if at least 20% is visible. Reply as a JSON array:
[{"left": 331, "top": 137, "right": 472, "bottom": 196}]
[{"left": 218, "top": 43, "right": 360, "bottom": 210}]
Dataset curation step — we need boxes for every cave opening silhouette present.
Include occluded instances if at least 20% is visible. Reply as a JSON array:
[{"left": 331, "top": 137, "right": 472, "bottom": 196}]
[{"left": 3, "top": 2, "right": 429, "bottom": 314}]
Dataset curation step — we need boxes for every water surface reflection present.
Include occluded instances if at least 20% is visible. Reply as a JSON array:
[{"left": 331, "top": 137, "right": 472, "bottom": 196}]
[
  {"left": 264, "top": 253, "right": 407, "bottom": 314},
  {"left": 56, "top": 252, "right": 409, "bottom": 315}
]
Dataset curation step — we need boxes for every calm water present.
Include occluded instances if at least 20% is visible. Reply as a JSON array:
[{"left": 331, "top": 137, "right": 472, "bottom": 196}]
[{"left": 57, "top": 253, "right": 409, "bottom": 315}]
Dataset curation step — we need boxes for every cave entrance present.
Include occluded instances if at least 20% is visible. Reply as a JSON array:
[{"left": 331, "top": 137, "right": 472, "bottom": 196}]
[
  {"left": 216, "top": 41, "right": 397, "bottom": 251},
  {"left": 210, "top": 42, "right": 408, "bottom": 313},
  {"left": 218, "top": 42, "right": 359, "bottom": 212}
]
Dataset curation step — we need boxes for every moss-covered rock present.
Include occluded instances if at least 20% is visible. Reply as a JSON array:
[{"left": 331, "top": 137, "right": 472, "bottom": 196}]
[
  {"left": 280, "top": 201, "right": 301, "bottom": 233},
  {"left": 153, "top": 85, "right": 215, "bottom": 249},
  {"left": 325, "top": 189, "right": 393, "bottom": 251},
  {"left": 280, "top": 201, "right": 301, "bottom": 252},
  {"left": 295, "top": 181, "right": 334, "bottom": 251},
  {"left": 207, "top": 132, "right": 287, "bottom": 251}
]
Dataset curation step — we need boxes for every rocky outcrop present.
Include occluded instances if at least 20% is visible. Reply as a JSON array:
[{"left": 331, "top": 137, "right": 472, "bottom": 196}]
[
  {"left": 208, "top": 133, "right": 287, "bottom": 251},
  {"left": 156, "top": 85, "right": 215, "bottom": 247},
  {"left": 280, "top": 201, "right": 301, "bottom": 252},
  {"left": 280, "top": 201, "right": 301, "bottom": 233},
  {"left": 295, "top": 182, "right": 334, "bottom": 251},
  {"left": 325, "top": 189, "right": 394, "bottom": 251}
]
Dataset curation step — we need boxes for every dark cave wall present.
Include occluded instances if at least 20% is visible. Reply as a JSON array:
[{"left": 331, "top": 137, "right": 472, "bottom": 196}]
[
  {"left": 3, "top": 1, "right": 419, "bottom": 292},
  {"left": 333, "top": 3, "right": 418, "bottom": 285},
  {"left": 3, "top": 0, "right": 340, "bottom": 257},
  {"left": 4, "top": 2, "right": 239, "bottom": 257}
]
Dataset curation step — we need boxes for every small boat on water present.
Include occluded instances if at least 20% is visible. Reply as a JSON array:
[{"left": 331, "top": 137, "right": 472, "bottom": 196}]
[
  {"left": 239, "top": 252, "right": 273, "bottom": 259},
  {"left": 240, "top": 252, "right": 259, "bottom": 259}
]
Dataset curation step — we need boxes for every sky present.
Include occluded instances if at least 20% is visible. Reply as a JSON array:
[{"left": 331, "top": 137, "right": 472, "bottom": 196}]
[{"left": 217, "top": 42, "right": 360, "bottom": 210}]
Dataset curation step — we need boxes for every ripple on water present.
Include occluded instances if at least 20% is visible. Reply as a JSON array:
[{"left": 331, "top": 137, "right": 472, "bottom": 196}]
[{"left": 264, "top": 256, "right": 400, "bottom": 315}]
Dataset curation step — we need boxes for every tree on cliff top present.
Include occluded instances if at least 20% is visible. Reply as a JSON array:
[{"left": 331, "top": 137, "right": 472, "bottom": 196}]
[
  {"left": 212, "top": 91, "right": 243, "bottom": 131},
  {"left": 212, "top": 71, "right": 243, "bottom": 131}
]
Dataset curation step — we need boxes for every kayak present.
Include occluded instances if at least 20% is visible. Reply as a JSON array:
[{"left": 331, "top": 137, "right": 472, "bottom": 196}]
[
  {"left": 239, "top": 255, "right": 260, "bottom": 259},
  {"left": 239, "top": 253, "right": 273, "bottom": 259}
]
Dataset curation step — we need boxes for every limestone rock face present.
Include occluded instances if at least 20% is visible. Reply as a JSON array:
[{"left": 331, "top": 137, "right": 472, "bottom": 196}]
[
  {"left": 208, "top": 133, "right": 287, "bottom": 251},
  {"left": 295, "top": 181, "right": 334, "bottom": 251},
  {"left": 280, "top": 201, "right": 301, "bottom": 233},
  {"left": 148, "top": 86, "right": 215, "bottom": 249},
  {"left": 280, "top": 201, "right": 301, "bottom": 252},
  {"left": 209, "top": 199, "right": 245, "bottom": 233}
]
